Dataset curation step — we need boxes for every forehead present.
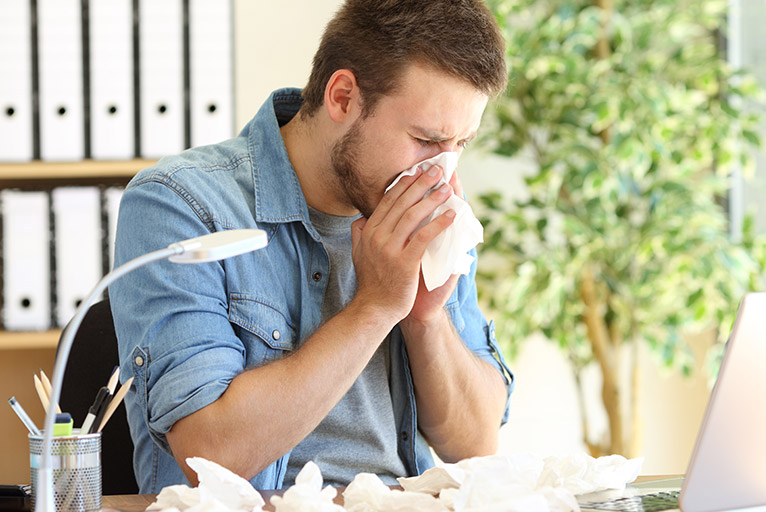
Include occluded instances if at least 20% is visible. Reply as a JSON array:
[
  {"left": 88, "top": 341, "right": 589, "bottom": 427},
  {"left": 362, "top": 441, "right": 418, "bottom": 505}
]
[{"left": 374, "top": 62, "right": 488, "bottom": 136}]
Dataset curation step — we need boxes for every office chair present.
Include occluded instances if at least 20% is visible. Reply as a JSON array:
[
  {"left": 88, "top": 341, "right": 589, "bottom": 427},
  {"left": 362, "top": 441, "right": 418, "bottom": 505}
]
[{"left": 58, "top": 297, "right": 139, "bottom": 495}]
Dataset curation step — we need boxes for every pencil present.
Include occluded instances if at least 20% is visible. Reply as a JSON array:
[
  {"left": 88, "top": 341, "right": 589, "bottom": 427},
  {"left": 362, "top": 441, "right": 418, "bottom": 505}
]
[
  {"left": 33, "top": 374, "right": 50, "bottom": 413},
  {"left": 38, "top": 369, "right": 61, "bottom": 414},
  {"left": 97, "top": 377, "right": 133, "bottom": 433}
]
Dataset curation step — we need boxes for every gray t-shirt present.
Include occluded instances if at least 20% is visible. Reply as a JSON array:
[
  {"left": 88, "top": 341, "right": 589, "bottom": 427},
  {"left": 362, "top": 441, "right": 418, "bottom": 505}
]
[{"left": 284, "top": 207, "right": 407, "bottom": 486}]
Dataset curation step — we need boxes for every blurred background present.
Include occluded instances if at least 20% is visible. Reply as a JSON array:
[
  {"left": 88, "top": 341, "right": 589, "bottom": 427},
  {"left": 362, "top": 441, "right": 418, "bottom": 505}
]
[{"left": 1, "top": 0, "right": 764, "bottom": 483}]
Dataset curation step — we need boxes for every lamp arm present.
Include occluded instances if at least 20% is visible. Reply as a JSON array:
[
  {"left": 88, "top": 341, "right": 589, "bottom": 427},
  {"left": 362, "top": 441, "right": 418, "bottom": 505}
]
[{"left": 35, "top": 244, "right": 182, "bottom": 512}]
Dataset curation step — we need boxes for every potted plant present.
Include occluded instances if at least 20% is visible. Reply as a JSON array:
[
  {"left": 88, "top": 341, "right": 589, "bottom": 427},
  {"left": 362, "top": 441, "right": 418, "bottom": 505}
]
[{"left": 476, "top": 0, "right": 766, "bottom": 457}]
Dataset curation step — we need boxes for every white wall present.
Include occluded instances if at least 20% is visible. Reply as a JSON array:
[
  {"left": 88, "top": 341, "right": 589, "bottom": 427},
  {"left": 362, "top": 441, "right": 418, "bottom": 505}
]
[
  {"left": 232, "top": 0, "right": 713, "bottom": 476},
  {"left": 233, "top": 0, "right": 345, "bottom": 131}
]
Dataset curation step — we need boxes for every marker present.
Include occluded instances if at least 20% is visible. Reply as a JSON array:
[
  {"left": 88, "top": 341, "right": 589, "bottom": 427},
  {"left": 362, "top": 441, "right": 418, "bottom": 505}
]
[
  {"left": 80, "top": 386, "right": 109, "bottom": 434},
  {"left": 53, "top": 412, "right": 73, "bottom": 436},
  {"left": 8, "top": 396, "right": 41, "bottom": 436}
]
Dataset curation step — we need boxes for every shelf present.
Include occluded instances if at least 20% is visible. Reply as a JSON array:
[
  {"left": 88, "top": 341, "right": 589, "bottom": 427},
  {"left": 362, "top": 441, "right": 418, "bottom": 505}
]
[
  {"left": 0, "top": 330, "right": 61, "bottom": 350},
  {"left": 0, "top": 159, "right": 156, "bottom": 180}
]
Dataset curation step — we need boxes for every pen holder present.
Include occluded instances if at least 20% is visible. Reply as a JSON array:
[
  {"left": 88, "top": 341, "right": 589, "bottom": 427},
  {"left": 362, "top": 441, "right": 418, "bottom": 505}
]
[{"left": 29, "top": 431, "right": 102, "bottom": 512}]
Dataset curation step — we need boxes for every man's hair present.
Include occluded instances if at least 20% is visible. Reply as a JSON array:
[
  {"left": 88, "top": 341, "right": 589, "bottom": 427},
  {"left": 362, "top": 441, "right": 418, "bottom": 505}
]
[{"left": 300, "top": 0, "right": 507, "bottom": 118}]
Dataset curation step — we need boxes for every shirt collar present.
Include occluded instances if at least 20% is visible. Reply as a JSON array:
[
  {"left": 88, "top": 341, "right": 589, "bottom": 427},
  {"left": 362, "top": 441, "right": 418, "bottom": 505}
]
[{"left": 246, "top": 88, "right": 321, "bottom": 240}]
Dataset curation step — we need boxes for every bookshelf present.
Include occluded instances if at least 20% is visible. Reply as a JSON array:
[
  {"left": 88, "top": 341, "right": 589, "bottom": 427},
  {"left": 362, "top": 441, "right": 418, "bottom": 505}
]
[
  {"left": 0, "top": 158, "right": 155, "bottom": 182},
  {"left": 0, "top": 158, "right": 155, "bottom": 349}
]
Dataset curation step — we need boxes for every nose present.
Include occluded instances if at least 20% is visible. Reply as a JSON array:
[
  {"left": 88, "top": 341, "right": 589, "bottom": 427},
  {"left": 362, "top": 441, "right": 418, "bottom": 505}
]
[{"left": 439, "top": 141, "right": 463, "bottom": 155}]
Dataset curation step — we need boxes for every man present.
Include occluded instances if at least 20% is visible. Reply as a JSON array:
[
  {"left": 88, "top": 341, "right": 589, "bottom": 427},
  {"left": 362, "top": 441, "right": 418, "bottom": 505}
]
[{"left": 110, "top": 0, "right": 514, "bottom": 492}]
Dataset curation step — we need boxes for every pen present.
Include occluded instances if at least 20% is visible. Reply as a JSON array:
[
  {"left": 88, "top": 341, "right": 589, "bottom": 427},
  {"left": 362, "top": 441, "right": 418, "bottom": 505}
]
[
  {"left": 8, "top": 396, "right": 41, "bottom": 436},
  {"left": 90, "top": 388, "right": 114, "bottom": 434},
  {"left": 80, "top": 386, "right": 109, "bottom": 434}
]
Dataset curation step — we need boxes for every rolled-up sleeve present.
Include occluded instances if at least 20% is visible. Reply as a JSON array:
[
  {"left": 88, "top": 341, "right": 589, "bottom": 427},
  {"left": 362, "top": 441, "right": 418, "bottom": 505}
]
[{"left": 111, "top": 174, "right": 249, "bottom": 453}]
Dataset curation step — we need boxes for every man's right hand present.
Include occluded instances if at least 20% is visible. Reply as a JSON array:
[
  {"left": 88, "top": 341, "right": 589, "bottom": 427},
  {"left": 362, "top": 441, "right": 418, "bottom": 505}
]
[{"left": 350, "top": 164, "right": 456, "bottom": 325}]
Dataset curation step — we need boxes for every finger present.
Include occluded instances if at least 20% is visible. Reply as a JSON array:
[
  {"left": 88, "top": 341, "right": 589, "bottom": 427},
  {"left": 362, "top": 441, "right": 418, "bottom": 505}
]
[
  {"left": 391, "top": 181, "right": 453, "bottom": 246},
  {"left": 378, "top": 165, "right": 448, "bottom": 236},
  {"left": 351, "top": 216, "right": 367, "bottom": 251},
  {"left": 449, "top": 169, "right": 464, "bottom": 199},
  {"left": 368, "top": 166, "right": 422, "bottom": 225},
  {"left": 403, "top": 208, "right": 457, "bottom": 258}
]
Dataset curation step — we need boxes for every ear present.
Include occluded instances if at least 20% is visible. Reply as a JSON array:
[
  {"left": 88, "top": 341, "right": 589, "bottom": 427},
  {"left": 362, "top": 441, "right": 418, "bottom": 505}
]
[{"left": 324, "top": 69, "right": 361, "bottom": 124}]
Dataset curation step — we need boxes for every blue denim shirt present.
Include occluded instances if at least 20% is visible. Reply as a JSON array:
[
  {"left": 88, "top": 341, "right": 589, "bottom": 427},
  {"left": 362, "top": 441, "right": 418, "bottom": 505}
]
[{"left": 109, "top": 88, "right": 514, "bottom": 493}]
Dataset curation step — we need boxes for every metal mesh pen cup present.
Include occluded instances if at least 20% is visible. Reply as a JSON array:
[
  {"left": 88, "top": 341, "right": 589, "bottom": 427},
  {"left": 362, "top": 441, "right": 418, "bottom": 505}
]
[{"left": 29, "top": 432, "right": 102, "bottom": 512}]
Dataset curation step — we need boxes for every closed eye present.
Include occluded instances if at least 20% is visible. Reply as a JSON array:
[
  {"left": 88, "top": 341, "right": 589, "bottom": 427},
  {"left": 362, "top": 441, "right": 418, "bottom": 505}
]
[{"left": 414, "top": 137, "right": 436, "bottom": 147}]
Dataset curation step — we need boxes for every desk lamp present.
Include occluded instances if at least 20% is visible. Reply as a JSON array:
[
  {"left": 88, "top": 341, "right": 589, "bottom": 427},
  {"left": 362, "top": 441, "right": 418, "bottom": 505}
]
[{"left": 35, "top": 228, "right": 268, "bottom": 512}]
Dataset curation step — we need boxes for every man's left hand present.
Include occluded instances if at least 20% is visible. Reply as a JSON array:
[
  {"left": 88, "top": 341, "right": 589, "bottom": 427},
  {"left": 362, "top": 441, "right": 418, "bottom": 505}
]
[{"left": 403, "top": 169, "right": 464, "bottom": 327}]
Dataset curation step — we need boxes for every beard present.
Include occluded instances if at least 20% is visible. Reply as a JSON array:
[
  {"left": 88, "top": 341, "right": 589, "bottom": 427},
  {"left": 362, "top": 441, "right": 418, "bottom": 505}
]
[{"left": 329, "top": 119, "right": 380, "bottom": 218}]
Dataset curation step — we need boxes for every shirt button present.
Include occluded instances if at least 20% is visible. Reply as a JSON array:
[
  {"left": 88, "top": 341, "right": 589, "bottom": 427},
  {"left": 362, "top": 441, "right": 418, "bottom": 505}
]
[
  {"left": 312, "top": 271, "right": 322, "bottom": 282},
  {"left": 400, "top": 431, "right": 409, "bottom": 442},
  {"left": 135, "top": 355, "right": 144, "bottom": 367},
  {"left": 272, "top": 330, "right": 281, "bottom": 341}
]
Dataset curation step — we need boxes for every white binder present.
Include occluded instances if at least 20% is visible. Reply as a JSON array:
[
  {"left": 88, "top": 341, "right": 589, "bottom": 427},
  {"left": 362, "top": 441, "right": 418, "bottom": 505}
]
[
  {"left": 52, "top": 187, "right": 103, "bottom": 327},
  {"left": 0, "top": 0, "right": 34, "bottom": 162},
  {"left": 90, "top": 0, "right": 135, "bottom": 160},
  {"left": 139, "top": 0, "right": 185, "bottom": 158},
  {"left": 38, "top": 0, "right": 84, "bottom": 161},
  {"left": 104, "top": 187, "right": 124, "bottom": 271},
  {"left": 189, "top": 0, "right": 234, "bottom": 147},
  {"left": 1, "top": 191, "right": 51, "bottom": 330}
]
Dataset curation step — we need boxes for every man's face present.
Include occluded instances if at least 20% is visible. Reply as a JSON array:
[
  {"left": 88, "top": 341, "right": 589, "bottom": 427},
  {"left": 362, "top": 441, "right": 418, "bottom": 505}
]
[{"left": 329, "top": 62, "right": 489, "bottom": 218}]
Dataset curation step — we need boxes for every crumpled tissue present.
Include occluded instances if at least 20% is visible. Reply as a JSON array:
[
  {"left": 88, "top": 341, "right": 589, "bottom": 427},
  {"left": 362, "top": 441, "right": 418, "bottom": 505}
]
[
  {"left": 397, "top": 453, "right": 643, "bottom": 512},
  {"left": 385, "top": 152, "right": 483, "bottom": 291},
  {"left": 269, "top": 461, "right": 344, "bottom": 512},
  {"left": 147, "top": 452, "right": 642, "bottom": 512},
  {"left": 147, "top": 457, "right": 265, "bottom": 512},
  {"left": 342, "top": 473, "right": 445, "bottom": 512}
]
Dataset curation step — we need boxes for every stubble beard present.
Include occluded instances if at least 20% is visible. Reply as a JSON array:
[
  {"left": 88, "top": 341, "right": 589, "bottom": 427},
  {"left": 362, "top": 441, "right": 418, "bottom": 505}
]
[{"left": 329, "top": 119, "right": 378, "bottom": 218}]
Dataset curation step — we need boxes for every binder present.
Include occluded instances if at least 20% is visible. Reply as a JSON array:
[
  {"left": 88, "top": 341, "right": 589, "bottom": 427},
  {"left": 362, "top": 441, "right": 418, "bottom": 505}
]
[
  {"left": 38, "top": 0, "right": 85, "bottom": 161},
  {"left": 1, "top": 191, "right": 51, "bottom": 330},
  {"left": 189, "top": 0, "right": 234, "bottom": 147},
  {"left": 0, "top": 0, "right": 34, "bottom": 162},
  {"left": 139, "top": 0, "right": 185, "bottom": 158},
  {"left": 52, "top": 187, "right": 103, "bottom": 327},
  {"left": 90, "top": 0, "right": 135, "bottom": 160},
  {"left": 104, "top": 187, "right": 124, "bottom": 271}
]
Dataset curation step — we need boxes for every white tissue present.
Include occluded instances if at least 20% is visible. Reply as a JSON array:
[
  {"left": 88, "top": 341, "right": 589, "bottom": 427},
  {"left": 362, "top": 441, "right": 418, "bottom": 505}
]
[
  {"left": 385, "top": 152, "right": 484, "bottom": 291},
  {"left": 269, "top": 461, "right": 345, "bottom": 512},
  {"left": 398, "top": 453, "right": 643, "bottom": 512},
  {"left": 147, "top": 485, "right": 201, "bottom": 511},
  {"left": 147, "top": 453, "right": 642, "bottom": 512},
  {"left": 147, "top": 457, "right": 265, "bottom": 512},
  {"left": 342, "top": 473, "right": 446, "bottom": 512}
]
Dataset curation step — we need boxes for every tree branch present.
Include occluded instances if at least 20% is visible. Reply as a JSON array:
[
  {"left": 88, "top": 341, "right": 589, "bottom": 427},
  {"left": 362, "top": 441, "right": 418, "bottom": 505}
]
[{"left": 580, "top": 267, "right": 624, "bottom": 454}]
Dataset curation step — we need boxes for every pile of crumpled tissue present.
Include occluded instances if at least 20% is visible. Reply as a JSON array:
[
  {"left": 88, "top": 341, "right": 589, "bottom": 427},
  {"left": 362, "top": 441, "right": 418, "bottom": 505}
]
[{"left": 146, "top": 452, "right": 643, "bottom": 512}]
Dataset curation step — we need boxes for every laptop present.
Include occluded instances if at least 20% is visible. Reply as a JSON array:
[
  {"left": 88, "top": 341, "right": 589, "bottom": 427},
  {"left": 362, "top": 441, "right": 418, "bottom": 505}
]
[{"left": 577, "top": 292, "right": 766, "bottom": 512}]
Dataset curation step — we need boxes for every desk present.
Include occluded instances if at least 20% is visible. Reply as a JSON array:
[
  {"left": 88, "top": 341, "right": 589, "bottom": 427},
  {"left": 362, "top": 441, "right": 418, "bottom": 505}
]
[
  {"left": 102, "top": 489, "right": 338, "bottom": 511},
  {"left": 101, "top": 475, "right": 676, "bottom": 512}
]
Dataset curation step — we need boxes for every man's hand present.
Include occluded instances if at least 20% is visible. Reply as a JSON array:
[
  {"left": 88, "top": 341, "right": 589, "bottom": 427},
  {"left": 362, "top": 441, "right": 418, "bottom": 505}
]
[
  {"left": 350, "top": 165, "right": 455, "bottom": 323},
  {"left": 403, "top": 168, "right": 464, "bottom": 327}
]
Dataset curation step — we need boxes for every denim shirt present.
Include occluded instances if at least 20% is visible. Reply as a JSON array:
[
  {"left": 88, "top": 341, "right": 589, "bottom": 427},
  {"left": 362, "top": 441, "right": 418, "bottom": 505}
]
[{"left": 109, "top": 88, "right": 514, "bottom": 493}]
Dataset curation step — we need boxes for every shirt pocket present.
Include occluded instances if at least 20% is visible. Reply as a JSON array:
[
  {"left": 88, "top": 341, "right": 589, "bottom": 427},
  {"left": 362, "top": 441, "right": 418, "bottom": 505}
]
[{"left": 228, "top": 293, "right": 297, "bottom": 366}]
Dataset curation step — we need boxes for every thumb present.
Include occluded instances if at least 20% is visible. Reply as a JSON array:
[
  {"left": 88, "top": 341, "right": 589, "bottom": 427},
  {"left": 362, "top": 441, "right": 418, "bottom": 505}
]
[{"left": 351, "top": 216, "right": 368, "bottom": 250}]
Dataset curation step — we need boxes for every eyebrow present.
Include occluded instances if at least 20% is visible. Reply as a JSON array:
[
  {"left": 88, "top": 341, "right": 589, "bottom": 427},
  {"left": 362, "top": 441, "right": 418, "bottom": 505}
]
[{"left": 411, "top": 126, "right": 477, "bottom": 144}]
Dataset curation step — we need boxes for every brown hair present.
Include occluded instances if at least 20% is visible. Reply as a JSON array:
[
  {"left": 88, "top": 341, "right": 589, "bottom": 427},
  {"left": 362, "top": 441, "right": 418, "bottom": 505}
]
[{"left": 300, "top": 0, "right": 507, "bottom": 118}]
